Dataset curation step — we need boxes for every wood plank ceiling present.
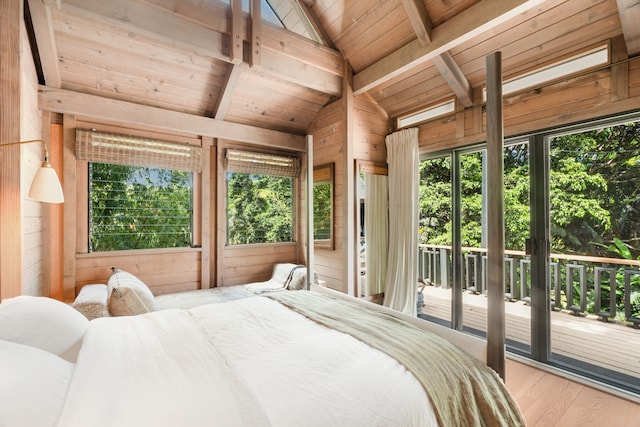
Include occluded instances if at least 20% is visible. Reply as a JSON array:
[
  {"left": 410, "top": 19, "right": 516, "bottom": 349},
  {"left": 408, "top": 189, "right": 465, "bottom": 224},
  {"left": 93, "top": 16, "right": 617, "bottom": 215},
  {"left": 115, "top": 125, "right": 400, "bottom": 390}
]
[{"left": 27, "top": 0, "right": 640, "bottom": 136}]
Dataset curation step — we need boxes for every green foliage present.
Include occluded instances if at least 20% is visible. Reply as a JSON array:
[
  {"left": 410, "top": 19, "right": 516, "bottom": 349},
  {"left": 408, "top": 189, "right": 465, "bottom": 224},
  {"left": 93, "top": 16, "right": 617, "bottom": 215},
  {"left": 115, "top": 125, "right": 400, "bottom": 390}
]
[
  {"left": 419, "top": 157, "right": 452, "bottom": 246},
  {"left": 226, "top": 172, "right": 293, "bottom": 244},
  {"left": 90, "top": 163, "right": 192, "bottom": 251},
  {"left": 313, "top": 183, "right": 332, "bottom": 240},
  {"left": 420, "top": 122, "right": 640, "bottom": 257},
  {"left": 551, "top": 123, "right": 640, "bottom": 257},
  {"left": 419, "top": 122, "right": 640, "bottom": 320}
]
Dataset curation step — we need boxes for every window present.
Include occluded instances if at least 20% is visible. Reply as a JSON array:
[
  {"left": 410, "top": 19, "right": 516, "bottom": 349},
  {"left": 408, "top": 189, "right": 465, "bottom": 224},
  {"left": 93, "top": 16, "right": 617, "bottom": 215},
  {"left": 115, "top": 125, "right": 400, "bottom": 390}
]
[
  {"left": 482, "top": 45, "right": 609, "bottom": 100},
  {"left": 76, "top": 129, "right": 202, "bottom": 252},
  {"left": 225, "top": 149, "right": 299, "bottom": 245},
  {"left": 238, "top": 0, "right": 323, "bottom": 44},
  {"left": 89, "top": 164, "right": 193, "bottom": 251},
  {"left": 397, "top": 99, "right": 455, "bottom": 129}
]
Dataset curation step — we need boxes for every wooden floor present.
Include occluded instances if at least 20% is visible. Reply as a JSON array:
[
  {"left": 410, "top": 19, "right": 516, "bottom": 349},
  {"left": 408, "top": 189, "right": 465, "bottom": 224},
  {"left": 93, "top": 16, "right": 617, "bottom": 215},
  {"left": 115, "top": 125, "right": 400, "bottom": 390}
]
[
  {"left": 422, "top": 285, "right": 640, "bottom": 384},
  {"left": 506, "top": 358, "right": 640, "bottom": 426}
]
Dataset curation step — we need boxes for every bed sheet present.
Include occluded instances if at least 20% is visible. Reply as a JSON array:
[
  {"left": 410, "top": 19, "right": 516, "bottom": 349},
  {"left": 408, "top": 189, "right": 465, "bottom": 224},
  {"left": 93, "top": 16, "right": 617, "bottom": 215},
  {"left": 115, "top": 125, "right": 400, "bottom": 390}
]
[{"left": 56, "top": 296, "right": 438, "bottom": 427}]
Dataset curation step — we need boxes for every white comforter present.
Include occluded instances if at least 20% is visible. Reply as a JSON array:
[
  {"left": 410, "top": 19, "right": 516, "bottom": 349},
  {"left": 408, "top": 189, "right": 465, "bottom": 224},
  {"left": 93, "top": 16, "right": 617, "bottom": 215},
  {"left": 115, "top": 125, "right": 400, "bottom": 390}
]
[{"left": 56, "top": 296, "right": 438, "bottom": 427}]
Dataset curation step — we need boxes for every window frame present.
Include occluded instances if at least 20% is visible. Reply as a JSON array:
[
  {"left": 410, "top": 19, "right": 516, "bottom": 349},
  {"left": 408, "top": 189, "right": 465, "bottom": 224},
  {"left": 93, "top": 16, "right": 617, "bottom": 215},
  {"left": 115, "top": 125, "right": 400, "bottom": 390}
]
[
  {"left": 75, "top": 124, "right": 204, "bottom": 256},
  {"left": 223, "top": 145, "right": 301, "bottom": 247},
  {"left": 87, "top": 162, "right": 196, "bottom": 252}
]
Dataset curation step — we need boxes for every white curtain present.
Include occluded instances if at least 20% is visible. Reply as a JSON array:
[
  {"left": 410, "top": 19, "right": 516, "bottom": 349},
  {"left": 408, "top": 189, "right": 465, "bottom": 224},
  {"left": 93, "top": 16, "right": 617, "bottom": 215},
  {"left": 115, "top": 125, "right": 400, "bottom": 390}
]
[
  {"left": 365, "top": 174, "right": 388, "bottom": 296},
  {"left": 383, "top": 128, "right": 419, "bottom": 316}
]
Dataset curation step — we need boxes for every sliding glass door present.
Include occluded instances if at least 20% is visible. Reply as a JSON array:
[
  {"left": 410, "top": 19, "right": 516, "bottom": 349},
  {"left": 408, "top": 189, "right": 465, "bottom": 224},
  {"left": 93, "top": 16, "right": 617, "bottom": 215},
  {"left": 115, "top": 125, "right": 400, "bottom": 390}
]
[
  {"left": 419, "top": 115, "right": 640, "bottom": 394},
  {"left": 546, "top": 119, "right": 640, "bottom": 392},
  {"left": 420, "top": 141, "right": 531, "bottom": 354}
]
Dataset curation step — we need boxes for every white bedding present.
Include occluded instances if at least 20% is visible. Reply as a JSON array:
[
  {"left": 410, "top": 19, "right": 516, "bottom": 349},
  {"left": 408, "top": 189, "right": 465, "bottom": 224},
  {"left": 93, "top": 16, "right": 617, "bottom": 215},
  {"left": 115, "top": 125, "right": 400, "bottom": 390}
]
[{"left": 56, "top": 296, "right": 438, "bottom": 427}]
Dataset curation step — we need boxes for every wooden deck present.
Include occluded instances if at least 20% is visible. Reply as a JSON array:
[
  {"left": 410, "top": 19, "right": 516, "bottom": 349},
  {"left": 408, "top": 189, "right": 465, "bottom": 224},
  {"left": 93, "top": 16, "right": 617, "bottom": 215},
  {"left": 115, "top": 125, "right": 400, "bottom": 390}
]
[{"left": 421, "top": 285, "right": 640, "bottom": 392}]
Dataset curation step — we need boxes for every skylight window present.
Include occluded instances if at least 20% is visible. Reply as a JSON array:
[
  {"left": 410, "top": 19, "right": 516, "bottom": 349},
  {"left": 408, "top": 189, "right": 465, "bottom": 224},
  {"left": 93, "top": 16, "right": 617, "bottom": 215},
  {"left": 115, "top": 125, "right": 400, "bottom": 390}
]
[
  {"left": 262, "top": 0, "right": 323, "bottom": 44},
  {"left": 499, "top": 45, "right": 609, "bottom": 97},
  {"left": 397, "top": 99, "right": 456, "bottom": 128}
]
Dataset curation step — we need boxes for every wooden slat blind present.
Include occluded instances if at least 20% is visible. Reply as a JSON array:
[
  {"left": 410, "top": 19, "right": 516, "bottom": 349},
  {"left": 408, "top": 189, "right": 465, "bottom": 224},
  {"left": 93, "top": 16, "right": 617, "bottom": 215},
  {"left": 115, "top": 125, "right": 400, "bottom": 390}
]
[
  {"left": 225, "top": 148, "right": 300, "bottom": 177},
  {"left": 76, "top": 129, "right": 203, "bottom": 172}
]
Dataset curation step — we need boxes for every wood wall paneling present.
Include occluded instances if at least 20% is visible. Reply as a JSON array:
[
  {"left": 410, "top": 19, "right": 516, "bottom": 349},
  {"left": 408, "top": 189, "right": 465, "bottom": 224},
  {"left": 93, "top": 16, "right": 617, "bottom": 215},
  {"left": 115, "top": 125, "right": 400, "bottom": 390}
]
[
  {"left": 308, "top": 100, "right": 346, "bottom": 291},
  {"left": 62, "top": 114, "right": 78, "bottom": 301},
  {"left": 21, "top": 19, "right": 46, "bottom": 297},
  {"left": 419, "top": 55, "right": 640, "bottom": 154},
  {"left": 200, "top": 136, "right": 213, "bottom": 289},
  {"left": 49, "top": 123, "right": 64, "bottom": 300},
  {"left": 1, "top": 1, "right": 24, "bottom": 300},
  {"left": 75, "top": 249, "right": 202, "bottom": 295}
]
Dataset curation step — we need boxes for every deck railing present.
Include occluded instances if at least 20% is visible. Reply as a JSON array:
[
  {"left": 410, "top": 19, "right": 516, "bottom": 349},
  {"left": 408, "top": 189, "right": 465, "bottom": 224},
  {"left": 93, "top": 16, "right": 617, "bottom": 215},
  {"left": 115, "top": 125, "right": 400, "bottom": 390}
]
[{"left": 418, "top": 244, "right": 640, "bottom": 328}]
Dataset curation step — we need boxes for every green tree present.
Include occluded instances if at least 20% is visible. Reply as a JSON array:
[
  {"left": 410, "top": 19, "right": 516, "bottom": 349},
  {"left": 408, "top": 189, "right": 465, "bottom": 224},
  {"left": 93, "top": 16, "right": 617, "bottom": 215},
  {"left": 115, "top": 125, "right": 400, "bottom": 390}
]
[
  {"left": 90, "top": 164, "right": 192, "bottom": 251},
  {"left": 313, "top": 183, "right": 332, "bottom": 240},
  {"left": 226, "top": 172, "right": 293, "bottom": 244}
]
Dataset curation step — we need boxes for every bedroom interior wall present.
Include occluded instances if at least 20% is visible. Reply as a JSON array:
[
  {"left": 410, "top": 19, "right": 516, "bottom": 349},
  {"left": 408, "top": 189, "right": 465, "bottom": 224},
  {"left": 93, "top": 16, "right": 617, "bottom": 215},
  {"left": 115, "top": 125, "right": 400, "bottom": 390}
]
[
  {"left": 307, "top": 92, "right": 389, "bottom": 293},
  {"left": 307, "top": 99, "right": 346, "bottom": 291},
  {"left": 20, "top": 20, "right": 45, "bottom": 297},
  {"left": 0, "top": 1, "right": 22, "bottom": 301}
]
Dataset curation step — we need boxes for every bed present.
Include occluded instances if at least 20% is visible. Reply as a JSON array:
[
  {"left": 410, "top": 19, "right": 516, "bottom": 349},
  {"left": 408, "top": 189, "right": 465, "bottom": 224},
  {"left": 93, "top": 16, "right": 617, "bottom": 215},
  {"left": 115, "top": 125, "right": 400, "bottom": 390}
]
[{"left": 0, "top": 286, "right": 524, "bottom": 427}]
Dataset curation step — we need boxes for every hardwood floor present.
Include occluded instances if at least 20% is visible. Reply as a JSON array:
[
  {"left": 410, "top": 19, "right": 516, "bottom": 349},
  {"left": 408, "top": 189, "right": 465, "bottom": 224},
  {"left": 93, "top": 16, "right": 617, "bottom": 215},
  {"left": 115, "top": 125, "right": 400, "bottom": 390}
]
[{"left": 505, "top": 358, "right": 640, "bottom": 426}]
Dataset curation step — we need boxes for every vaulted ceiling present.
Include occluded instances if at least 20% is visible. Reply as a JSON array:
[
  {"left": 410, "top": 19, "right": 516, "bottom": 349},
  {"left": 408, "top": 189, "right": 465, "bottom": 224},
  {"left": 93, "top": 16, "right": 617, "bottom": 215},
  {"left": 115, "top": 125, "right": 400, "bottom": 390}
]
[{"left": 26, "top": 0, "right": 640, "bottom": 136}]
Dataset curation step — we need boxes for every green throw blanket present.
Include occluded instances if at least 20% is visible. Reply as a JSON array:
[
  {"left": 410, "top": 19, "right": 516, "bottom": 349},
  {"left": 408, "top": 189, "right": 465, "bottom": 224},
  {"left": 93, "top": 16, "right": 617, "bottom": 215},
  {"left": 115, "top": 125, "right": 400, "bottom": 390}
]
[{"left": 269, "top": 291, "right": 525, "bottom": 427}]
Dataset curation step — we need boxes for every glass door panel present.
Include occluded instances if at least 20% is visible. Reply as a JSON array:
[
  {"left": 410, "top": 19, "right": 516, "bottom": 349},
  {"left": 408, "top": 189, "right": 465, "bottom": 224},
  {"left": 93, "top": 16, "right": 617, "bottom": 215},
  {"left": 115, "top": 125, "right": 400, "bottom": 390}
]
[
  {"left": 459, "top": 150, "right": 487, "bottom": 336},
  {"left": 548, "top": 121, "right": 640, "bottom": 393},
  {"left": 503, "top": 141, "right": 531, "bottom": 354},
  {"left": 455, "top": 144, "right": 531, "bottom": 352},
  {"left": 419, "top": 156, "right": 452, "bottom": 326}
]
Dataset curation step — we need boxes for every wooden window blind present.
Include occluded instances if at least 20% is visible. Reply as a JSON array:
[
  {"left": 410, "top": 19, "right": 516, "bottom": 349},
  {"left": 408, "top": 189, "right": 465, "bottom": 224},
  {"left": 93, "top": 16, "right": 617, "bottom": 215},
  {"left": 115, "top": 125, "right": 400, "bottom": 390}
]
[
  {"left": 225, "top": 148, "right": 300, "bottom": 177},
  {"left": 76, "top": 129, "right": 203, "bottom": 173}
]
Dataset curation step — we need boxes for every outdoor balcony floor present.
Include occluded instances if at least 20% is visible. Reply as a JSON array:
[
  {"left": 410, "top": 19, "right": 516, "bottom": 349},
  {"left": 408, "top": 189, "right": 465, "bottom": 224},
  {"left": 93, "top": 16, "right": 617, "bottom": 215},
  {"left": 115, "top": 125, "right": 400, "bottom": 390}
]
[{"left": 421, "top": 285, "right": 640, "bottom": 390}]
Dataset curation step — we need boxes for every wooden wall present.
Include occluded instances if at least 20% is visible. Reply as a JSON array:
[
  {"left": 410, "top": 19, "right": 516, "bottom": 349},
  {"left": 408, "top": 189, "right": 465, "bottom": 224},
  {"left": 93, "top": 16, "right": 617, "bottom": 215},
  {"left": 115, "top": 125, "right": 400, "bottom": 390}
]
[
  {"left": 76, "top": 249, "right": 203, "bottom": 296},
  {"left": 0, "top": 1, "right": 23, "bottom": 301},
  {"left": 308, "top": 91, "right": 389, "bottom": 293},
  {"left": 20, "top": 21, "right": 45, "bottom": 297},
  {"left": 309, "top": 100, "right": 346, "bottom": 290},
  {"left": 0, "top": 5, "right": 48, "bottom": 301},
  {"left": 418, "top": 40, "right": 640, "bottom": 153}
]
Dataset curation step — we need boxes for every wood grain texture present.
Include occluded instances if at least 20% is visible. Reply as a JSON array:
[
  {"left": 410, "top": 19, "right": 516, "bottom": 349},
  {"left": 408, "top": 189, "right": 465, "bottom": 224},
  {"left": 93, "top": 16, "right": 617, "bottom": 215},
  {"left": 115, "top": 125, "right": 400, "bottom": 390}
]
[
  {"left": 506, "top": 359, "right": 640, "bottom": 427},
  {"left": 1, "top": 0, "right": 23, "bottom": 300},
  {"left": 486, "top": 51, "right": 506, "bottom": 379}
]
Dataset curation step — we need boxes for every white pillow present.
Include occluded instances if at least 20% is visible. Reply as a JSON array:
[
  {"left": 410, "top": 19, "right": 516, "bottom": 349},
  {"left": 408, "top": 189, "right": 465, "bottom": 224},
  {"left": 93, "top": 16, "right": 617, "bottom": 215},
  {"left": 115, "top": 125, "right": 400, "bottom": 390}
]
[
  {"left": 0, "top": 296, "right": 88, "bottom": 362},
  {"left": 0, "top": 339, "right": 74, "bottom": 427},
  {"left": 287, "top": 267, "right": 308, "bottom": 290},
  {"left": 108, "top": 268, "right": 156, "bottom": 312}
]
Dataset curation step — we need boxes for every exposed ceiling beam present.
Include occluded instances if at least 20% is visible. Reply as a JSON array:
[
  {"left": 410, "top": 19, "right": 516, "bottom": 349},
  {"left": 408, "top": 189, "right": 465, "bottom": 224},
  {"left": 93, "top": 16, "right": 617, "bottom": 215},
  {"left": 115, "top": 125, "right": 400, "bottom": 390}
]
[
  {"left": 59, "top": 0, "right": 341, "bottom": 95},
  {"left": 27, "top": 0, "right": 61, "bottom": 88},
  {"left": 432, "top": 53, "right": 473, "bottom": 108},
  {"left": 38, "top": 86, "right": 306, "bottom": 150},
  {"left": 61, "top": 0, "right": 230, "bottom": 62},
  {"left": 213, "top": 64, "right": 244, "bottom": 120},
  {"left": 230, "top": 0, "right": 243, "bottom": 64},
  {"left": 260, "top": 53, "right": 342, "bottom": 96},
  {"left": 401, "top": 0, "right": 473, "bottom": 107},
  {"left": 616, "top": 0, "right": 640, "bottom": 56},
  {"left": 250, "top": 0, "right": 261, "bottom": 68},
  {"left": 401, "top": 0, "right": 433, "bottom": 44},
  {"left": 354, "top": 0, "right": 546, "bottom": 95}
]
